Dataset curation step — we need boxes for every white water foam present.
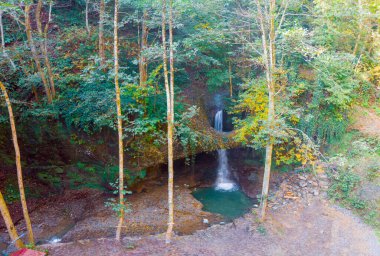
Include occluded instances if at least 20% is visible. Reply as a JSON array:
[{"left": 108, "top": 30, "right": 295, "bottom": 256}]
[{"left": 214, "top": 110, "right": 237, "bottom": 191}]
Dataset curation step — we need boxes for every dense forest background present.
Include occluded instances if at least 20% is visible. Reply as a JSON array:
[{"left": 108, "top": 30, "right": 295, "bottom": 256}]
[
  {"left": 0, "top": 0, "right": 379, "bottom": 245},
  {"left": 1, "top": 0, "right": 378, "bottom": 165}
]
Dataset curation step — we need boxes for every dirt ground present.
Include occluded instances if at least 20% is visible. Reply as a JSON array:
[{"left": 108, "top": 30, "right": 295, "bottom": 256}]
[
  {"left": 351, "top": 106, "right": 380, "bottom": 138},
  {"left": 42, "top": 197, "right": 380, "bottom": 256},
  {"left": 0, "top": 182, "right": 219, "bottom": 250}
]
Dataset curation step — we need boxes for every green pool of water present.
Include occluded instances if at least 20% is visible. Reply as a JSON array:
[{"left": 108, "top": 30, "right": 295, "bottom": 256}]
[{"left": 192, "top": 187, "right": 254, "bottom": 220}]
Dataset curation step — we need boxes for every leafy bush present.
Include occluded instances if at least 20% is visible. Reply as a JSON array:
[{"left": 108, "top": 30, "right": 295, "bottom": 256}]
[
  {"left": 328, "top": 170, "right": 361, "bottom": 203},
  {"left": 67, "top": 162, "right": 147, "bottom": 191},
  {"left": 327, "top": 132, "right": 380, "bottom": 232},
  {"left": 3, "top": 183, "right": 20, "bottom": 203},
  {"left": 37, "top": 172, "right": 62, "bottom": 191}
]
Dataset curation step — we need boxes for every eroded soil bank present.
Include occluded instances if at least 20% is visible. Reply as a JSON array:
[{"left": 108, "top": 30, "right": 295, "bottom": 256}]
[
  {"left": 42, "top": 177, "right": 380, "bottom": 256},
  {"left": 0, "top": 180, "right": 221, "bottom": 250}
]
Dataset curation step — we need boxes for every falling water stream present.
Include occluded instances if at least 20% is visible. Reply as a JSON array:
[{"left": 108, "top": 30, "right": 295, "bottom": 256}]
[
  {"left": 214, "top": 110, "right": 237, "bottom": 191},
  {"left": 192, "top": 109, "right": 254, "bottom": 220}
]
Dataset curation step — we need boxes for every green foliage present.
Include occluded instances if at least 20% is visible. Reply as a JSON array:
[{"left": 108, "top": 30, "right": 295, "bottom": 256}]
[
  {"left": 104, "top": 179, "right": 132, "bottom": 217},
  {"left": 3, "top": 183, "right": 20, "bottom": 203},
  {"left": 314, "top": 53, "right": 359, "bottom": 111},
  {"left": 67, "top": 162, "right": 147, "bottom": 190},
  {"left": 231, "top": 80, "right": 268, "bottom": 148},
  {"left": 256, "top": 224, "right": 267, "bottom": 235},
  {"left": 328, "top": 170, "right": 361, "bottom": 204},
  {"left": 176, "top": 105, "right": 202, "bottom": 163},
  {"left": 37, "top": 171, "right": 62, "bottom": 190},
  {"left": 298, "top": 110, "right": 348, "bottom": 144},
  {"left": 327, "top": 132, "right": 380, "bottom": 231}
]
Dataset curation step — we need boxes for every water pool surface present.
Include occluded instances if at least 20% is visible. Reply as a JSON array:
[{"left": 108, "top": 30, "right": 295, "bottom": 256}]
[{"left": 192, "top": 187, "right": 254, "bottom": 220}]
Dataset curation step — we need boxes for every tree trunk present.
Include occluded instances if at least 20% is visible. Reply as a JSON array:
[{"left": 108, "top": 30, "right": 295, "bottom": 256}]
[
  {"left": 260, "top": 89, "right": 274, "bottom": 220},
  {"left": 99, "top": 0, "right": 106, "bottom": 66},
  {"left": 0, "top": 11, "right": 16, "bottom": 70},
  {"left": 25, "top": 5, "right": 52, "bottom": 103},
  {"left": 86, "top": 0, "right": 90, "bottom": 34},
  {"left": 0, "top": 191, "right": 24, "bottom": 249},
  {"left": 229, "top": 60, "right": 232, "bottom": 98},
  {"left": 36, "top": 0, "right": 56, "bottom": 98},
  {"left": 255, "top": 0, "right": 276, "bottom": 221},
  {"left": 44, "top": 2, "right": 56, "bottom": 98},
  {"left": 139, "top": 10, "right": 149, "bottom": 87},
  {"left": 162, "top": 0, "right": 175, "bottom": 244},
  {"left": 353, "top": 0, "right": 363, "bottom": 56},
  {"left": 114, "top": 0, "right": 125, "bottom": 241},
  {"left": 0, "top": 81, "right": 34, "bottom": 245},
  {"left": 161, "top": 0, "right": 173, "bottom": 244}
]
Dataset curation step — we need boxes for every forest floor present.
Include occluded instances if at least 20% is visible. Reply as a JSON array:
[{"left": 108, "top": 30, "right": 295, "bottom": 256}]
[
  {"left": 41, "top": 175, "right": 380, "bottom": 256},
  {"left": 0, "top": 180, "right": 221, "bottom": 250},
  {"left": 2, "top": 161, "right": 380, "bottom": 256}
]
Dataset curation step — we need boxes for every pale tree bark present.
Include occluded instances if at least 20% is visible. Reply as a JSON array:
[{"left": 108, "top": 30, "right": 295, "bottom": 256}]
[
  {"left": 229, "top": 60, "right": 232, "bottom": 98},
  {"left": 139, "top": 10, "right": 149, "bottom": 87},
  {"left": 162, "top": 0, "right": 175, "bottom": 244},
  {"left": 0, "top": 10, "right": 16, "bottom": 70},
  {"left": 98, "top": 0, "right": 106, "bottom": 66},
  {"left": 25, "top": 5, "right": 52, "bottom": 103},
  {"left": 85, "top": 0, "right": 90, "bottom": 34},
  {"left": 353, "top": 0, "right": 363, "bottom": 56},
  {"left": 0, "top": 81, "right": 34, "bottom": 245},
  {"left": 36, "top": 0, "right": 56, "bottom": 98},
  {"left": 0, "top": 191, "right": 24, "bottom": 249},
  {"left": 114, "top": 0, "right": 125, "bottom": 241},
  {"left": 255, "top": 0, "right": 276, "bottom": 221}
]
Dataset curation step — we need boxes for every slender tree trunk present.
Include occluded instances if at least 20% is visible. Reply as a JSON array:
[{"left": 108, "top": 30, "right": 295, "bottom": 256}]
[
  {"left": 139, "top": 10, "right": 149, "bottom": 87},
  {"left": 99, "top": 0, "right": 106, "bottom": 66},
  {"left": 36, "top": 0, "right": 56, "bottom": 98},
  {"left": 161, "top": 0, "right": 173, "bottom": 244},
  {"left": 229, "top": 60, "right": 232, "bottom": 98},
  {"left": 164, "top": 0, "right": 175, "bottom": 244},
  {"left": 0, "top": 82, "right": 34, "bottom": 245},
  {"left": 260, "top": 89, "right": 274, "bottom": 220},
  {"left": 353, "top": 0, "right": 363, "bottom": 56},
  {"left": 44, "top": 2, "right": 56, "bottom": 98},
  {"left": 256, "top": 0, "right": 276, "bottom": 221},
  {"left": 168, "top": 1, "right": 174, "bottom": 119},
  {"left": 268, "top": 0, "right": 276, "bottom": 74},
  {"left": 114, "top": 0, "right": 125, "bottom": 241},
  {"left": 0, "top": 191, "right": 24, "bottom": 249},
  {"left": 86, "top": 0, "right": 90, "bottom": 34},
  {"left": 161, "top": 0, "right": 170, "bottom": 125},
  {"left": 25, "top": 5, "right": 52, "bottom": 103},
  {"left": 256, "top": 0, "right": 271, "bottom": 86},
  {"left": 0, "top": 11, "right": 16, "bottom": 70}
]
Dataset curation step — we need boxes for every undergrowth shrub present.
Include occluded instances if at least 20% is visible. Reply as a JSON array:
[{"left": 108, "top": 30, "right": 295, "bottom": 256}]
[{"left": 327, "top": 169, "right": 364, "bottom": 209}]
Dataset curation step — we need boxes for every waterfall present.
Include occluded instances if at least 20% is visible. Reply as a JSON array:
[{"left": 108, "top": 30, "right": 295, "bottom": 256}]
[{"left": 214, "top": 110, "right": 237, "bottom": 191}]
